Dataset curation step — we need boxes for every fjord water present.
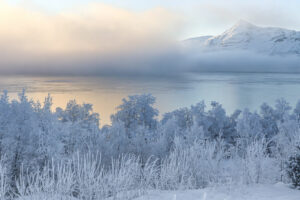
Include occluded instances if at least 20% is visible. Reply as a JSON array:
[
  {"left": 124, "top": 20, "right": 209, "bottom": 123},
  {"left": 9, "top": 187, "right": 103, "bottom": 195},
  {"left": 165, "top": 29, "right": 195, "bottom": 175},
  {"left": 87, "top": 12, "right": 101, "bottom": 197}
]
[{"left": 1, "top": 73, "right": 300, "bottom": 126}]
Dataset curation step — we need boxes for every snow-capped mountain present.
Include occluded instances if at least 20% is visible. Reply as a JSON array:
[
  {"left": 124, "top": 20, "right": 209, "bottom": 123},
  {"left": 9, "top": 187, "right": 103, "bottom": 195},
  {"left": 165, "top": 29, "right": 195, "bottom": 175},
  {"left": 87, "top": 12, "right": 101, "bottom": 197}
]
[{"left": 184, "top": 20, "right": 300, "bottom": 55}]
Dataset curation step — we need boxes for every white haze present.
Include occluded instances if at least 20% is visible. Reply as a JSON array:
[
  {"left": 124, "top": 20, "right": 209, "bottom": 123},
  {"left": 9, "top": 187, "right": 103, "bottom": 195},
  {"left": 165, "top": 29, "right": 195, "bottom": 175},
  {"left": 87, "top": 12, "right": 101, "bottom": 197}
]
[{"left": 0, "top": 2, "right": 300, "bottom": 77}]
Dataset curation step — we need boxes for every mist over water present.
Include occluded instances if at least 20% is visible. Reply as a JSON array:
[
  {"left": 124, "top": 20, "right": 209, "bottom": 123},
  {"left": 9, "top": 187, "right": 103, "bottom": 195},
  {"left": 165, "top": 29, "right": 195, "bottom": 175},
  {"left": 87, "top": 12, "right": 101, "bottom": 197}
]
[{"left": 1, "top": 72, "right": 300, "bottom": 126}]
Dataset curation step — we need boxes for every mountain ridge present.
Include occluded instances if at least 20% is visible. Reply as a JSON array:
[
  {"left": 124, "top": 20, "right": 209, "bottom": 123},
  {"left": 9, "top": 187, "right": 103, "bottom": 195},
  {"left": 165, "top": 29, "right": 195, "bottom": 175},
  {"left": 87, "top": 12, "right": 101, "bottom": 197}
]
[{"left": 184, "top": 20, "right": 300, "bottom": 55}]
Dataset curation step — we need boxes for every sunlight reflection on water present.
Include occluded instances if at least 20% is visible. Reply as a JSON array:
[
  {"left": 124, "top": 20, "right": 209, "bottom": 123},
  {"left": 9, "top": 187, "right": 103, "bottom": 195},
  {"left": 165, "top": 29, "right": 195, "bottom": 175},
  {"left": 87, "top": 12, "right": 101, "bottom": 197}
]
[{"left": 1, "top": 73, "right": 300, "bottom": 126}]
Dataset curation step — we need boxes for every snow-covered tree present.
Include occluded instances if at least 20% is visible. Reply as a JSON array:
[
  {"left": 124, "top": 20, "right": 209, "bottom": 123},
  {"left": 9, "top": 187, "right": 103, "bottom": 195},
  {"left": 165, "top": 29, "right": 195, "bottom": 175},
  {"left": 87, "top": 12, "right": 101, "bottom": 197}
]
[
  {"left": 111, "top": 94, "right": 158, "bottom": 132},
  {"left": 236, "top": 109, "right": 263, "bottom": 152},
  {"left": 260, "top": 102, "right": 278, "bottom": 139},
  {"left": 162, "top": 108, "right": 193, "bottom": 131},
  {"left": 56, "top": 100, "right": 100, "bottom": 155}
]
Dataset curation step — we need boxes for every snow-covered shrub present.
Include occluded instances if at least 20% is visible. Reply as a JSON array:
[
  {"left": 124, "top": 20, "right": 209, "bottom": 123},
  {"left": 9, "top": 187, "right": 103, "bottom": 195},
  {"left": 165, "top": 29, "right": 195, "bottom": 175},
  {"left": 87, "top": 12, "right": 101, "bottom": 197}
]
[
  {"left": 240, "top": 139, "right": 277, "bottom": 184},
  {"left": 15, "top": 160, "right": 76, "bottom": 199},
  {"left": 159, "top": 136, "right": 233, "bottom": 189},
  {"left": 159, "top": 141, "right": 196, "bottom": 190},
  {"left": 0, "top": 158, "right": 9, "bottom": 199},
  {"left": 14, "top": 153, "right": 154, "bottom": 200},
  {"left": 287, "top": 146, "right": 300, "bottom": 189},
  {"left": 273, "top": 116, "right": 300, "bottom": 182}
]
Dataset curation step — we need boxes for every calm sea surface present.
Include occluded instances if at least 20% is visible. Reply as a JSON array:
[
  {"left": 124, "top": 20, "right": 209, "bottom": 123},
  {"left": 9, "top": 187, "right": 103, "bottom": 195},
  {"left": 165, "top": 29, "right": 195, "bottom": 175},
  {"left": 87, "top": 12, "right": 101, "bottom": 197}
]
[{"left": 1, "top": 73, "right": 300, "bottom": 126}]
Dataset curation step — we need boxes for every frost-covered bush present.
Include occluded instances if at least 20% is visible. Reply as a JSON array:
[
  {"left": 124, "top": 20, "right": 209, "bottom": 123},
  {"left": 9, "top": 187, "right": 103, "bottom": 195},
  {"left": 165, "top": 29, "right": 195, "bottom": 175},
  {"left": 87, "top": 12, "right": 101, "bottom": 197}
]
[
  {"left": 240, "top": 139, "right": 278, "bottom": 184},
  {"left": 287, "top": 147, "right": 300, "bottom": 189},
  {"left": 159, "top": 137, "right": 227, "bottom": 189},
  {"left": 13, "top": 153, "right": 159, "bottom": 200}
]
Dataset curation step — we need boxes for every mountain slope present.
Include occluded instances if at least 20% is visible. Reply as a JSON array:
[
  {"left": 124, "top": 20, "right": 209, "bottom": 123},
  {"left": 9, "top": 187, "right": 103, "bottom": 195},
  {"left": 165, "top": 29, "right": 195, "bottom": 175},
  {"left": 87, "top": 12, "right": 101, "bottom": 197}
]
[{"left": 184, "top": 20, "right": 300, "bottom": 55}]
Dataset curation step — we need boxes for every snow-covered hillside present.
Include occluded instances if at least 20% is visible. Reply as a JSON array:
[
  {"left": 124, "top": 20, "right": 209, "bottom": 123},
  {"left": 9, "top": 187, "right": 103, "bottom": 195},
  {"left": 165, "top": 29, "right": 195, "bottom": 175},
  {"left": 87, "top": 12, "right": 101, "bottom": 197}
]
[
  {"left": 136, "top": 183, "right": 300, "bottom": 200},
  {"left": 184, "top": 20, "right": 300, "bottom": 55}
]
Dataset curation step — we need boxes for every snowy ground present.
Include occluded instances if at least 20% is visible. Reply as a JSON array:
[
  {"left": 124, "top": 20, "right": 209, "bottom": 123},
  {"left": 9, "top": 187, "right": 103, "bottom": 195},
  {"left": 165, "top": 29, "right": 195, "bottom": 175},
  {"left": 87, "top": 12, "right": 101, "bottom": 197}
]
[
  {"left": 136, "top": 183, "right": 300, "bottom": 200},
  {"left": 16, "top": 183, "right": 300, "bottom": 200}
]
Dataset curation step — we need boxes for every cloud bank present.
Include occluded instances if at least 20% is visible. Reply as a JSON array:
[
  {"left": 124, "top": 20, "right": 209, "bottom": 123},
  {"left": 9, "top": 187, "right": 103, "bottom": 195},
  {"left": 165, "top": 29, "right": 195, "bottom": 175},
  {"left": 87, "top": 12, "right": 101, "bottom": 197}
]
[
  {"left": 186, "top": 51, "right": 300, "bottom": 73},
  {"left": 0, "top": 1, "right": 300, "bottom": 77},
  {"left": 0, "top": 2, "right": 184, "bottom": 75}
]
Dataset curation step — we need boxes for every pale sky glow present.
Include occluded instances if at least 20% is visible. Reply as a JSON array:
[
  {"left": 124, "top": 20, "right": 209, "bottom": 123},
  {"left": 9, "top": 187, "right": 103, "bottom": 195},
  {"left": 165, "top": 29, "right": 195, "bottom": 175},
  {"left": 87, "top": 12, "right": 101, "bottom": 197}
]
[
  {"left": 4, "top": 0, "right": 300, "bottom": 38},
  {"left": 0, "top": 0, "right": 183, "bottom": 75},
  {"left": 0, "top": 1, "right": 180, "bottom": 53}
]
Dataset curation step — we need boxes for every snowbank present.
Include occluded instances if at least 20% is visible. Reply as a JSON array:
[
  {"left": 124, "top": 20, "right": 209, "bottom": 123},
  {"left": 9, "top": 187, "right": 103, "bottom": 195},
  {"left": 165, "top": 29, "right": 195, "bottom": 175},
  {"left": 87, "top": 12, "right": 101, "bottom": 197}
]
[{"left": 136, "top": 183, "right": 300, "bottom": 200}]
